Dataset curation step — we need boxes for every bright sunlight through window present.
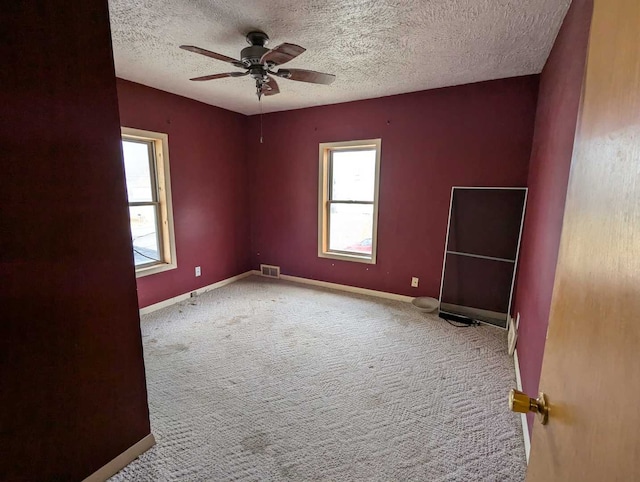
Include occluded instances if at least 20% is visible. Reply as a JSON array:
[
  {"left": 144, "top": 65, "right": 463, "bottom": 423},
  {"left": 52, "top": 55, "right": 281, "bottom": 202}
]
[
  {"left": 121, "top": 127, "right": 176, "bottom": 277},
  {"left": 318, "top": 139, "right": 381, "bottom": 264}
]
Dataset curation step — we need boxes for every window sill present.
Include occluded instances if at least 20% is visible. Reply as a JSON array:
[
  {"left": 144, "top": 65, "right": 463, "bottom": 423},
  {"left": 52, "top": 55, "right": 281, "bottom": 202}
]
[
  {"left": 135, "top": 262, "right": 177, "bottom": 278},
  {"left": 318, "top": 251, "right": 376, "bottom": 265}
]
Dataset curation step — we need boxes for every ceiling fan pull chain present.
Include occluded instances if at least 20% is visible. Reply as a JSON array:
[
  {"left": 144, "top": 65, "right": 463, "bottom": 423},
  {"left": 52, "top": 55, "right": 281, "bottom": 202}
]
[{"left": 259, "top": 97, "right": 264, "bottom": 144}]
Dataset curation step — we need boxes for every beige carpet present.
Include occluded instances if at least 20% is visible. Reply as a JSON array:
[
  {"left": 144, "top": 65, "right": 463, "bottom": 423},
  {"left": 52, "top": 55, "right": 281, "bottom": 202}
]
[{"left": 111, "top": 276, "right": 526, "bottom": 481}]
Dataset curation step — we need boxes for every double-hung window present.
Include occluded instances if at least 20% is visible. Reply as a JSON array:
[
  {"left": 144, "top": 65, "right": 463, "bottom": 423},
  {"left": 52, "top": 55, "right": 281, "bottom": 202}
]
[
  {"left": 318, "top": 139, "right": 381, "bottom": 264},
  {"left": 121, "top": 127, "right": 177, "bottom": 277}
]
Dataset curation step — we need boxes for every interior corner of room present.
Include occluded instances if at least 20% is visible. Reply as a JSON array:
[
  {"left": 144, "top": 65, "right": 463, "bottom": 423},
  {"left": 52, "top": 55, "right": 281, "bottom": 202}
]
[{"left": 5, "top": 0, "right": 640, "bottom": 480}]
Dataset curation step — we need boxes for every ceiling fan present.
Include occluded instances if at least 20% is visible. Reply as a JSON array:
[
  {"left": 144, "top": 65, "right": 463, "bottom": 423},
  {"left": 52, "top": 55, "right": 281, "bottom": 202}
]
[{"left": 180, "top": 31, "right": 336, "bottom": 99}]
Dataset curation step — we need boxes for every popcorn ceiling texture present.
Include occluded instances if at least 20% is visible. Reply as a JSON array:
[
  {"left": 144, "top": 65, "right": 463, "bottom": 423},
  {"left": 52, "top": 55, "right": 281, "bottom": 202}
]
[{"left": 108, "top": 0, "right": 570, "bottom": 115}]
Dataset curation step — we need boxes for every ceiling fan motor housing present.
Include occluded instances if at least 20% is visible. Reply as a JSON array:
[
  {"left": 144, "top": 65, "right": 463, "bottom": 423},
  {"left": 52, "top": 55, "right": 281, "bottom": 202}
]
[
  {"left": 242, "top": 32, "right": 272, "bottom": 80},
  {"left": 241, "top": 45, "right": 269, "bottom": 66},
  {"left": 242, "top": 31, "right": 269, "bottom": 66}
]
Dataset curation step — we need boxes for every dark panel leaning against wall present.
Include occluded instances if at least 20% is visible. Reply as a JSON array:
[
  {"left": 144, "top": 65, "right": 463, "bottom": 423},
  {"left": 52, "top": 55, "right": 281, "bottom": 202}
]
[
  {"left": 512, "top": 0, "right": 594, "bottom": 436},
  {"left": 247, "top": 76, "right": 538, "bottom": 298},
  {"left": 116, "top": 79, "right": 251, "bottom": 309},
  {"left": 0, "top": 1, "right": 151, "bottom": 480}
]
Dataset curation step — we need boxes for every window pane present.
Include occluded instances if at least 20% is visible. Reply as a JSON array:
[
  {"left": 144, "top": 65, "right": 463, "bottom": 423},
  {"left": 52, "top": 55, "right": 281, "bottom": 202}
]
[
  {"left": 329, "top": 203, "right": 374, "bottom": 255},
  {"left": 122, "top": 140, "right": 154, "bottom": 202},
  {"left": 129, "top": 205, "right": 161, "bottom": 266},
  {"left": 331, "top": 149, "right": 376, "bottom": 201}
]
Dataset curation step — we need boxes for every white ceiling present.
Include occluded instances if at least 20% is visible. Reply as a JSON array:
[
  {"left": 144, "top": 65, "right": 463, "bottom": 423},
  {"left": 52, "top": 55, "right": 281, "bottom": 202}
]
[{"left": 108, "top": 0, "right": 571, "bottom": 115}]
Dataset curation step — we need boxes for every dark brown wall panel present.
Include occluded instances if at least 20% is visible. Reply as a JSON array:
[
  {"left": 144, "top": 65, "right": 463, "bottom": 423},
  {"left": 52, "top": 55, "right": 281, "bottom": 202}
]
[
  {"left": 441, "top": 254, "right": 515, "bottom": 314},
  {"left": 448, "top": 189, "right": 527, "bottom": 260},
  {"left": 0, "top": 1, "right": 150, "bottom": 479}
]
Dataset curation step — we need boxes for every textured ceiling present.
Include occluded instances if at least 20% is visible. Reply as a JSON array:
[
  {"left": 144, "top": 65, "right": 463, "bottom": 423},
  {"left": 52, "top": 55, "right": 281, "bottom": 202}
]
[{"left": 108, "top": 0, "right": 571, "bottom": 115}]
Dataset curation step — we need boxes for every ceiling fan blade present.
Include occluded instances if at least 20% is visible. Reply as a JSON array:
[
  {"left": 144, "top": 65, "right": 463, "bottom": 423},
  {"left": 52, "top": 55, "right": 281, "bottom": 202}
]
[
  {"left": 180, "top": 45, "right": 243, "bottom": 66},
  {"left": 261, "top": 75, "right": 280, "bottom": 96},
  {"left": 279, "top": 68, "right": 336, "bottom": 85},
  {"left": 189, "top": 72, "right": 248, "bottom": 81},
  {"left": 260, "top": 43, "right": 306, "bottom": 66}
]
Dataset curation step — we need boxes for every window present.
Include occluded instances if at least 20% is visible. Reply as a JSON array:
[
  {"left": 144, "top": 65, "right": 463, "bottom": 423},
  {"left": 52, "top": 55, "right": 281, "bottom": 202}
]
[
  {"left": 121, "top": 127, "right": 177, "bottom": 277},
  {"left": 318, "top": 139, "right": 381, "bottom": 264}
]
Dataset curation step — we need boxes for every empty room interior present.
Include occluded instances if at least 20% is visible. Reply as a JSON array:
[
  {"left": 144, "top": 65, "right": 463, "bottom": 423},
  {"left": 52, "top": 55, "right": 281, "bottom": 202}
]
[{"left": 4, "top": 0, "right": 640, "bottom": 480}]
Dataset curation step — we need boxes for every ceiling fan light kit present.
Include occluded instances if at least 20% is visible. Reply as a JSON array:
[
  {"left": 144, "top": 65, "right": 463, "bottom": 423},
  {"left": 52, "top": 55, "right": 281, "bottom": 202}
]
[{"left": 180, "top": 31, "right": 336, "bottom": 100}]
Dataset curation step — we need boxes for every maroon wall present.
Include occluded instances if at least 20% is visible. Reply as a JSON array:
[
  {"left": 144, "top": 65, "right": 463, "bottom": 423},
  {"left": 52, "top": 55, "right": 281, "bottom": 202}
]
[
  {"left": 247, "top": 77, "right": 538, "bottom": 297},
  {"left": 513, "top": 0, "right": 593, "bottom": 434},
  {"left": 0, "top": 2, "right": 151, "bottom": 480},
  {"left": 116, "top": 79, "right": 251, "bottom": 308}
]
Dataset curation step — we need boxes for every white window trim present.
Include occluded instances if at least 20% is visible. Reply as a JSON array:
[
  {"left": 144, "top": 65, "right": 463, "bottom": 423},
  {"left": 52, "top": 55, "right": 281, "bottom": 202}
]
[
  {"left": 121, "top": 126, "right": 177, "bottom": 278},
  {"left": 318, "top": 138, "right": 382, "bottom": 265}
]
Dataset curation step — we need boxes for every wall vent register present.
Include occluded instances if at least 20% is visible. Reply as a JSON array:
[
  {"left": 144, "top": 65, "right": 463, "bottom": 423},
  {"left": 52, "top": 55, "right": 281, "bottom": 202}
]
[{"left": 260, "top": 264, "right": 281, "bottom": 278}]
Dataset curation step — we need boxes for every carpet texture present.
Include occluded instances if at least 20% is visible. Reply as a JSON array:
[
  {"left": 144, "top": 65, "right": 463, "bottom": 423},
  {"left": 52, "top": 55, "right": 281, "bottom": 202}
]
[{"left": 111, "top": 277, "right": 526, "bottom": 481}]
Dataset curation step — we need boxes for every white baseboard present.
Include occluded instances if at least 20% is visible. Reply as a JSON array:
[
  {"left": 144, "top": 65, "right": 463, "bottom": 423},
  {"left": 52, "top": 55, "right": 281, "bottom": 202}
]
[
  {"left": 83, "top": 433, "right": 155, "bottom": 482},
  {"left": 139, "top": 271, "right": 254, "bottom": 315},
  {"left": 140, "top": 270, "right": 414, "bottom": 316},
  {"left": 513, "top": 348, "right": 531, "bottom": 463},
  {"left": 257, "top": 271, "right": 415, "bottom": 303}
]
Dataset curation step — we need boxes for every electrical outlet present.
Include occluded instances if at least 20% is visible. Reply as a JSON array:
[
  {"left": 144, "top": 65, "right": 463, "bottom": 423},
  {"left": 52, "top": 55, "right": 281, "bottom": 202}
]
[
  {"left": 195, "top": 266, "right": 201, "bottom": 277},
  {"left": 411, "top": 277, "right": 419, "bottom": 288}
]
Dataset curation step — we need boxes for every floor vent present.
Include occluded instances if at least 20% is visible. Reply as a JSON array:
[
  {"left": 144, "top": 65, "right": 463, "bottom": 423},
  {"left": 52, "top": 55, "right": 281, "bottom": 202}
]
[{"left": 260, "top": 264, "right": 280, "bottom": 278}]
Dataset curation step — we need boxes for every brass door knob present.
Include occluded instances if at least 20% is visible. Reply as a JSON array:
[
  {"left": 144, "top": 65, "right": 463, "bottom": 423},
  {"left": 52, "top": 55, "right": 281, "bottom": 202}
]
[{"left": 509, "top": 389, "right": 549, "bottom": 425}]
